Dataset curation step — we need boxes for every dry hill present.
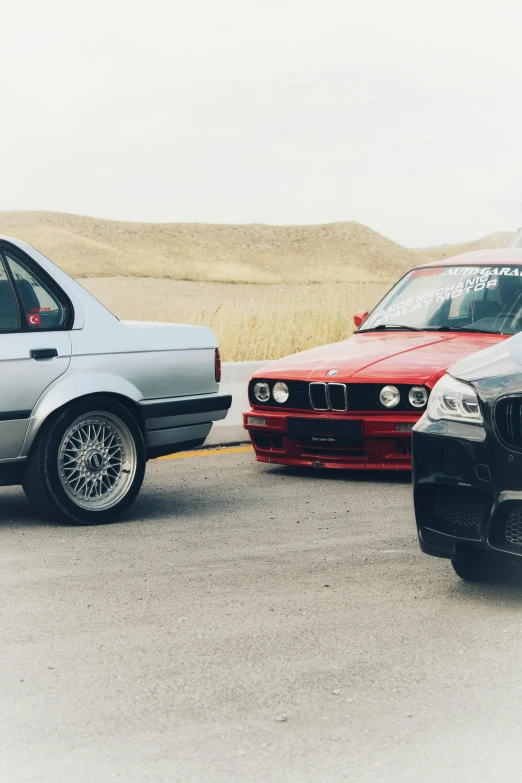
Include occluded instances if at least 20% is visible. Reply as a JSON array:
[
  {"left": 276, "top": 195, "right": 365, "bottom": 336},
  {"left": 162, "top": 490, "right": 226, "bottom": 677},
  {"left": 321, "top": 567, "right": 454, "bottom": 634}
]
[
  {"left": 0, "top": 211, "right": 431, "bottom": 285},
  {"left": 419, "top": 231, "right": 514, "bottom": 261}
]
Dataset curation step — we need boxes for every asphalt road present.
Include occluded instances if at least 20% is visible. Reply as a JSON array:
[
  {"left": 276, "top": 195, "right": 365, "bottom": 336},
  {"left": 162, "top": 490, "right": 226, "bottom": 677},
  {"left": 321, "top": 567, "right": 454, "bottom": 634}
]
[{"left": 2, "top": 450, "right": 522, "bottom": 783}]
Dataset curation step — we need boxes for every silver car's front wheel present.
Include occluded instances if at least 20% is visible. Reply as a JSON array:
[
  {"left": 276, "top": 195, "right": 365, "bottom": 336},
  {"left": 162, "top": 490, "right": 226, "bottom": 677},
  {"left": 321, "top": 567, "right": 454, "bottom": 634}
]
[
  {"left": 58, "top": 412, "right": 138, "bottom": 511},
  {"left": 23, "top": 396, "right": 146, "bottom": 525}
]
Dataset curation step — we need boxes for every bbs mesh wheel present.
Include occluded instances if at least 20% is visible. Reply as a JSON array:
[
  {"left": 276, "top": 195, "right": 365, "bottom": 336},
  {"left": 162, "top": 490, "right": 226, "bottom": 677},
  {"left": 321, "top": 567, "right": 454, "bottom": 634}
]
[{"left": 23, "top": 396, "right": 146, "bottom": 525}]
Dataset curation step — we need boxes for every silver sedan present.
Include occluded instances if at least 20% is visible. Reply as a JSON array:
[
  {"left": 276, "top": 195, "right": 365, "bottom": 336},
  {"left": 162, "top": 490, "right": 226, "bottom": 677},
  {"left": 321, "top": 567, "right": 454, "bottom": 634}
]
[{"left": 0, "top": 237, "right": 231, "bottom": 524}]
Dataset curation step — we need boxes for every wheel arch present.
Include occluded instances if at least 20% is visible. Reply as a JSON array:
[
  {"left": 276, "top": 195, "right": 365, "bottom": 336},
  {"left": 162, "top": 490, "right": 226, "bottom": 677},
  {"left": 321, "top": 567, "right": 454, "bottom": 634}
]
[{"left": 20, "top": 373, "right": 145, "bottom": 458}]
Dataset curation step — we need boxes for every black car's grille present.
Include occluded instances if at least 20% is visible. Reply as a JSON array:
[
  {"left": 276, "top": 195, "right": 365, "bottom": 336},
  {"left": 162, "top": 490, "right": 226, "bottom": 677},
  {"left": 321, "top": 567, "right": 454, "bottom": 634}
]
[
  {"left": 505, "top": 507, "right": 522, "bottom": 547},
  {"left": 433, "top": 488, "right": 486, "bottom": 531},
  {"left": 495, "top": 396, "right": 522, "bottom": 449},
  {"left": 426, "top": 487, "right": 487, "bottom": 540},
  {"left": 249, "top": 379, "right": 427, "bottom": 412}
]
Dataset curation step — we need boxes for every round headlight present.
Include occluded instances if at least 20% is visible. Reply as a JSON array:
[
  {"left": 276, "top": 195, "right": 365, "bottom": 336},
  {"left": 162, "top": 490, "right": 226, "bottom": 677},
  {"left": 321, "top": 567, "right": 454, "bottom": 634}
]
[
  {"left": 253, "top": 382, "right": 270, "bottom": 403},
  {"left": 408, "top": 386, "right": 428, "bottom": 408},
  {"left": 380, "top": 385, "right": 401, "bottom": 408},
  {"left": 273, "top": 381, "right": 289, "bottom": 404}
]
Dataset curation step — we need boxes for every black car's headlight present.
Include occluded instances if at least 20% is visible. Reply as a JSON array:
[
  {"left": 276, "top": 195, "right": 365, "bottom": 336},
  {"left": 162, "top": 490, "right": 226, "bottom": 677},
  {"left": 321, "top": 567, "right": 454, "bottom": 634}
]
[
  {"left": 427, "top": 374, "right": 483, "bottom": 425},
  {"left": 253, "top": 382, "right": 270, "bottom": 403}
]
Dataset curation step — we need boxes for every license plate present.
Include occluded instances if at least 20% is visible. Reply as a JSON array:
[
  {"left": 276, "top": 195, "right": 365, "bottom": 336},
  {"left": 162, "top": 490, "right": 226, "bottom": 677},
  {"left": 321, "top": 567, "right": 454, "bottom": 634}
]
[{"left": 288, "top": 418, "right": 363, "bottom": 447}]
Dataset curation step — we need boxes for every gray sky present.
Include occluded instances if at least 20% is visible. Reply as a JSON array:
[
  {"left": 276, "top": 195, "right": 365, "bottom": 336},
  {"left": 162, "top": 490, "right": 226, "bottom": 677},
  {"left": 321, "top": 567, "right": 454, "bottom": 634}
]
[{"left": 2, "top": 0, "right": 521, "bottom": 245}]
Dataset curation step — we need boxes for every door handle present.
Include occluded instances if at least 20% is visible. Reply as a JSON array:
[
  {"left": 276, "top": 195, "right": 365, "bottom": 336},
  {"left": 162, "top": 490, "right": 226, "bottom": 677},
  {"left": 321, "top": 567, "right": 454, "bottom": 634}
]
[{"left": 30, "top": 349, "right": 58, "bottom": 360}]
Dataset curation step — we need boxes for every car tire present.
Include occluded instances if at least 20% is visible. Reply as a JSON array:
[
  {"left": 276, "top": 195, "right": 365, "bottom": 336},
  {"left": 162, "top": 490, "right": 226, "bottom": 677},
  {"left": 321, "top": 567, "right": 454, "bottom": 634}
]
[
  {"left": 451, "top": 548, "right": 511, "bottom": 583},
  {"left": 23, "top": 395, "right": 146, "bottom": 525}
]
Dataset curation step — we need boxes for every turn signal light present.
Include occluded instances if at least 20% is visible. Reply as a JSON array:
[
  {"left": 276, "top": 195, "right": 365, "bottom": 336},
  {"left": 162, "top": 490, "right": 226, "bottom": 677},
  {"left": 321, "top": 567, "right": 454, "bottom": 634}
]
[
  {"left": 215, "top": 348, "right": 222, "bottom": 383},
  {"left": 247, "top": 416, "right": 267, "bottom": 426}
]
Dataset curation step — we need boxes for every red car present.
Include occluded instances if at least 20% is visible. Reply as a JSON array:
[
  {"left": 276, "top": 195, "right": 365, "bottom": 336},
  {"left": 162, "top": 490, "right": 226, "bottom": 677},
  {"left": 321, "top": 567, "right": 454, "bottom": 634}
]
[{"left": 243, "top": 249, "right": 522, "bottom": 470}]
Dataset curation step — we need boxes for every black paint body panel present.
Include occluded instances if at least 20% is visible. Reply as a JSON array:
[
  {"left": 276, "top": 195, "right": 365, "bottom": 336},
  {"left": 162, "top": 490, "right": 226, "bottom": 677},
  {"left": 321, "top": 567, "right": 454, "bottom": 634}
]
[{"left": 413, "top": 368, "right": 522, "bottom": 565}]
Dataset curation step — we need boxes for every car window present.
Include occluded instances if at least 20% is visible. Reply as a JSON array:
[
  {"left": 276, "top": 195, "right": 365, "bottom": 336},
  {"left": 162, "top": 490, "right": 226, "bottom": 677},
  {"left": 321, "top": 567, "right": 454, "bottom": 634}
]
[
  {"left": 448, "top": 276, "right": 501, "bottom": 320},
  {"left": 0, "top": 260, "right": 20, "bottom": 331},
  {"left": 5, "top": 252, "right": 66, "bottom": 329},
  {"left": 361, "top": 265, "right": 522, "bottom": 335}
]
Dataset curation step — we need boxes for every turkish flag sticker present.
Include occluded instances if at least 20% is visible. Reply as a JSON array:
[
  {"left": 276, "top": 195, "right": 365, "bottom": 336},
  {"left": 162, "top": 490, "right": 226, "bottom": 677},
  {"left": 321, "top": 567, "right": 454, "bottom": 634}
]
[{"left": 27, "top": 314, "right": 41, "bottom": 326}]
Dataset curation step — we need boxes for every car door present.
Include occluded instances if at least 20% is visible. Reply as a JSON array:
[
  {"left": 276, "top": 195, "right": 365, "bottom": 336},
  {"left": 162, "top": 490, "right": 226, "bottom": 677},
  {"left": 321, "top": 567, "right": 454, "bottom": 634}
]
[{"left": 0, "top": 247, "right": 72, "bottom": 460}]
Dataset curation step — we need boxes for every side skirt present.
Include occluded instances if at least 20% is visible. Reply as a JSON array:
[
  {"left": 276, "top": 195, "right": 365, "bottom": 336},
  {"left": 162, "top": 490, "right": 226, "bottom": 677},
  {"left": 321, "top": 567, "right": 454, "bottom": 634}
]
[{"left": 0, "top": 460, "right": 26, "bottom": 487}]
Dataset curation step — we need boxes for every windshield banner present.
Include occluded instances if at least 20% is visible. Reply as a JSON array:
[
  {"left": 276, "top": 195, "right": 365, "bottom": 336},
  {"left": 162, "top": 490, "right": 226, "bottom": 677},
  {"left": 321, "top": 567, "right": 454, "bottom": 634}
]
[{"left": 365, "top": 266, "right": 519, "bottom": 326}]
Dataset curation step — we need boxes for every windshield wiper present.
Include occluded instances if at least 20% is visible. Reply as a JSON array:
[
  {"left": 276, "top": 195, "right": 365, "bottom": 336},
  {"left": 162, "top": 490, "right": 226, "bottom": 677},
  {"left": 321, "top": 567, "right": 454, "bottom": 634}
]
[
  {"left": 361, "top": 324, "right": 423, "bottom": 332},
  {"left": 424, "top": 325, "right": 504, "bottom": 335},
  {"left": 362, "top": 324, "right": 504, "bottom": 335},
  {"left": 454, "top": 326, "right": 504, "bottom": 335}
]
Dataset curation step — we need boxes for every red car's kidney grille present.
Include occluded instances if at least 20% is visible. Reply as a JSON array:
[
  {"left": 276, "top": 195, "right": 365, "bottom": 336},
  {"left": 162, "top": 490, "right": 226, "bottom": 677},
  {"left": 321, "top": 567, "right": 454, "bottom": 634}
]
[
  {"left": 309, "top": 383, "right": 328, "bottom": 410},
  {"left": 249, "top": 380, "right": 424, "bottom": 411}
]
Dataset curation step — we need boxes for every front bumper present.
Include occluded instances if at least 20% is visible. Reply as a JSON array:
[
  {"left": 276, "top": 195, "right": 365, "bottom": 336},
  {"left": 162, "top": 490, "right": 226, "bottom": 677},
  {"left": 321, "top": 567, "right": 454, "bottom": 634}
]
[
  {"left": 243, "top": 408, "right": 421, "bottom": 470},
  {"left": 413, "top": 416, "right": 522, "bottom": 563}
]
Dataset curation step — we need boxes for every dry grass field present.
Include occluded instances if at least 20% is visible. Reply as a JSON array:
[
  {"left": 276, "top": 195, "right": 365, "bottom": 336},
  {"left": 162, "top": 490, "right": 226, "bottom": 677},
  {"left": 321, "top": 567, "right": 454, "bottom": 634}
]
[
  {"left": 82, "top": 277, "right": 390, "bottom": 361},
  {"left": 0, "top": 212, "right": 514, "bottom": 361},
  {"left": 0, "top": 211, "right": 430, "bottom": 284}
]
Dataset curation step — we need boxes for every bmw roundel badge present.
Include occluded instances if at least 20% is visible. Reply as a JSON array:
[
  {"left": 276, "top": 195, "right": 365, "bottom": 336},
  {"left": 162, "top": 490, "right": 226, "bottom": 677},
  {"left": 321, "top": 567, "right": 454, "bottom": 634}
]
[{"left": 326, "top": 369, "right": 339, "bottom": 377}]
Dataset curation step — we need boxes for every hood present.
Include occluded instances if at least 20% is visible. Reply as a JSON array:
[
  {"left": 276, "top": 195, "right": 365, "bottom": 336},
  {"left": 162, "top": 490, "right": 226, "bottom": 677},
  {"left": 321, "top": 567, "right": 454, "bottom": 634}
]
[
  {"left": 256, "top": 331, "right": 507, "bottom": 387},
  {"left": 450, "top": 333, "right": 522, "bottom": 382}
]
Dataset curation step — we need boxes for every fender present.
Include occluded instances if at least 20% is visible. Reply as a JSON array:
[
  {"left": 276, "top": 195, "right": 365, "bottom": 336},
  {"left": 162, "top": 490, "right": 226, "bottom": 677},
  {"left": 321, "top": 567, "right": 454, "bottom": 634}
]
[{"left": 20, "top": 372, "right": 143, "bottom": 457}]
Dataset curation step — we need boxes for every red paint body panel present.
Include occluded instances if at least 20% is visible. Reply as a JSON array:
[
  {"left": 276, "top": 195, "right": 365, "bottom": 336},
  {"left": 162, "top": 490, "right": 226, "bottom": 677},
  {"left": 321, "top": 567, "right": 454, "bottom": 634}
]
[
  {"left": 420, "top": 249, "right": 522, "bottom": 268},
  {"left": 254, "top": 331, "right": 504, "bottom": 385},
  {"left": 245, "top": 251, "right": 522, "bottom": 470},
  {"left": 243, "top": 331, "right": 507, "bottom": 470},
  {"left": 244, "top": 408, "right": 418, "bottom": 470}
]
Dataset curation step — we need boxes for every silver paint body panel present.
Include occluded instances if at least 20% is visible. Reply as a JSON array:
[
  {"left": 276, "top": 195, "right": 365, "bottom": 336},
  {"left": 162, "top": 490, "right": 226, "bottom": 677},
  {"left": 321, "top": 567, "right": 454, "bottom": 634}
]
[
  {"left": 0, "top": 237, "right": 228, "bottom": 472},
  {"left": 0, "top": 331, "right": 71, "bottom": 459}
]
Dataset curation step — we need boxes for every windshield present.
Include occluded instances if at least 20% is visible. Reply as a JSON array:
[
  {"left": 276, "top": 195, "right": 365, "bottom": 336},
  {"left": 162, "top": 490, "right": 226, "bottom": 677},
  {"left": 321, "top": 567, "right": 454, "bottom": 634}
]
[{"left": 359, "top": 265, "right": 522, "bottom": 335}]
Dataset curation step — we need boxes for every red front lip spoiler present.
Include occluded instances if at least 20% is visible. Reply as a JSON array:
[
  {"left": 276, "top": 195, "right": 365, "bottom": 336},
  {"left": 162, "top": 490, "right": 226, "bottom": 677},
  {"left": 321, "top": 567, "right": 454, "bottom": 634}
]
[{"left": 243, "top": 407, "right": 420, "bottom": 470}]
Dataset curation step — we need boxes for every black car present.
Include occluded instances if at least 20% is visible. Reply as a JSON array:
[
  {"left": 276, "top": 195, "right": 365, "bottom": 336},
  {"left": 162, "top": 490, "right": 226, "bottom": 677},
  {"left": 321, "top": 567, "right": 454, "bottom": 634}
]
[{"left": 413, "top": 335, "right": 522, "bottom": 581}]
